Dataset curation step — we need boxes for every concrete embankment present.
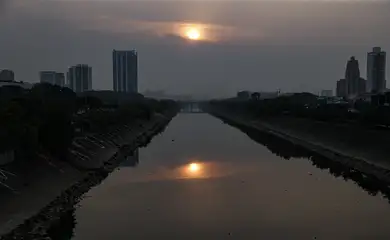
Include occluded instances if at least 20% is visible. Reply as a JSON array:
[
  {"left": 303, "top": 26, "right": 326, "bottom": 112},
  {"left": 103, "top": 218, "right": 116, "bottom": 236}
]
[
  {"left": 0, "top": 110, "right": 177, "bottom": 239},
  {"left": 208, "top": 110, "right": 390, "bottom": 185}
]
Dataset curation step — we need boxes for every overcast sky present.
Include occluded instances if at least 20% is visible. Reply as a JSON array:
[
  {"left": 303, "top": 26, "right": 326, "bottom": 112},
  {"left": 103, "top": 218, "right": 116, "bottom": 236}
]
[{"left": 1, "top": 0, "right": 390, "bottom": 98}]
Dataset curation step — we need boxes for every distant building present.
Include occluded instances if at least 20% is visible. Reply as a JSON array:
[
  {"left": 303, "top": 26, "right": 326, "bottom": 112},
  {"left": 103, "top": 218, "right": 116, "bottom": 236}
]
[
  {"left": 367, "top": 47, "right": 386, "bottom": 93},
  {"left": 40, "top": 71, "right": 65, "bottom": 87},
  {"left": 234, "top": 91, "right": 278, "bottom": 100},
  {"left": 321, "top": 90, "right": 333, "bottom": 97},
  {"left": 142, "top": 90, "right": 192, "bottom": 101},
  {"left": 358, "top": 77, "right": 367, "bottom": 94},
  {"left": 345, "top": 56, "right": 365, "bottom": 98},
  {"left": 0, "top": 69, "right": 15, "bottom": 81},
  {"left": 67, "top": 64, "right": 92, "bottom": 93},
  {"left": 40, "top": 71, "right": 56, "bottom": 84},
  {"left": 55, "top": 72, "right": 65, "bottom": 87},
  {"left": 113, "top": 50, "right": 138, "bottom": 93},
  {"left": 0, "top": 69, "right": 31, "bottom": 89},
  {"left": 336, "top": 79, "right": 347, "bottom": 98}
]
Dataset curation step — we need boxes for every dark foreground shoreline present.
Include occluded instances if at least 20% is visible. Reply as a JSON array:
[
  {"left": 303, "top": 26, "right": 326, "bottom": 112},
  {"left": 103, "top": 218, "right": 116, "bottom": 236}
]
[{"left": 0, "top": 111, "right": 176, "bottom": 240}]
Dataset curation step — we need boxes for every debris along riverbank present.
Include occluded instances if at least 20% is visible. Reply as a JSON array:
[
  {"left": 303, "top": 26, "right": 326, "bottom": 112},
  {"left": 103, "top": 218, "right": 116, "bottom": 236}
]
[{"left": 0, "top": 110, "right": 176, "bottom": 240}]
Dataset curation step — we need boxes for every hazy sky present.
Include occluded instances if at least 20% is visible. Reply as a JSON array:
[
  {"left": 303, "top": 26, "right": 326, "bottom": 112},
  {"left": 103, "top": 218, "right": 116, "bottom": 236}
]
[{"left": 1, "top": 0, "right": 390, "bottom": 98}]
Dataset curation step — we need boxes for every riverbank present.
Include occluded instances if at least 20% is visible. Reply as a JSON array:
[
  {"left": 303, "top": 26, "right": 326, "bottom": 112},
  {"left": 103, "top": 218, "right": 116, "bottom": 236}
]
[
  {"left": 0, "top": 110, "right": 177, "bottom": 239},
  {"left": 207, "top": 109, "right": 390, "bottom": 184}
]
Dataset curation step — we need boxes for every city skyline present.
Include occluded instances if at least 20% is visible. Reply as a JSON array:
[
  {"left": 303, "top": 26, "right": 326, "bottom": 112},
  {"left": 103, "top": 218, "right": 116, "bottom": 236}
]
[
  {"left": 336, "top": 47, "right": 387, "bottom": 99},
  {"left": 2, "top": 45, "right": 387, "bottom": 99},
  {"left": 1, "top": 1, "right": 390, "bottom": 97}
]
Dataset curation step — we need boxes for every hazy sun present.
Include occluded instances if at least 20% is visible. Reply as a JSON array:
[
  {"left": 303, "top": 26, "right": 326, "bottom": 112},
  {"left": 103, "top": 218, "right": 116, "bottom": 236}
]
[
  {"left": 188, "top": 163, "right": 200, "bottom": 172},
  {"left": 185, "top": 28, "right": 201, "bottom": 40}
]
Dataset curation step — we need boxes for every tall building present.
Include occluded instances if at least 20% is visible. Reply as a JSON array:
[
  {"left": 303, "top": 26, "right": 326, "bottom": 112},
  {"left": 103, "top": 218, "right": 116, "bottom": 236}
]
[
  {"left": 113, "top": 50, "right": 138, "bottom": 93},
  {"left": 367, "top": 47, "right": 386, "bottom": 93},
  {"left": 40, "top": 71, "right": 56, "bottom": 84},
  {"left": 336, "top": 79, "right": 347, "bottom": 98},
  {"left": 345, "top": 56, "right": 365, "bottom": 98},
  {"left": 67, "top": 64, "right": 92, "bottom": 93},
  {"left": 358, "top": 77, "right": 367, "bottom": 95},
  {"left": 0, "top": 69, "right": 15, "bottom": 81},
  {"left": 55, "top": 72, "right": 65, "bottom": 87}
]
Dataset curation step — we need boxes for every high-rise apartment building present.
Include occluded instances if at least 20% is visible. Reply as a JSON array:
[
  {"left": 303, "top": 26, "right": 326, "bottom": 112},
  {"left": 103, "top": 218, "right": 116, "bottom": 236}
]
[
  {"left": 345, "top": 56, "right": 360, "bottom": 96},
  {"left": 336, "top": 79, "right": 347, "bottom": 98},
  {"left": 55, "top": 72, "right": 65, "bottom": 87},
  {"left": 339, "top": 56, "right": 366, "bottom": 99},
  {"left": 40, "top": 71, "right": 56, "bottom": 84},
  {"left": 67, "top": 64, "right": 92, "bottom": 93},
  {"left": 113, "top": 50, "right": 138, "bottom": 93},
  {"left": 358, "top": 77, "right": 367, "bottom": 95},
  {"left": 40, "top": 71, "right": 65, "bottom": 87},
  {"left": 367, "top": 47, "right": 386, "bottom": 93},
  {"left": 344, "top": 56, "right": 367, "bottom": 98}
]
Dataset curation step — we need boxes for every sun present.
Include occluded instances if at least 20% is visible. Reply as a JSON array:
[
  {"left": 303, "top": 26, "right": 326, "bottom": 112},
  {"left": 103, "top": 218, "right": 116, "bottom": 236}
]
[
  {"left": 185, "top": 28, "right": 201, "bottom": 40},
  {"left": 188, "top": 163, "right": 200, "bottom": 172}
]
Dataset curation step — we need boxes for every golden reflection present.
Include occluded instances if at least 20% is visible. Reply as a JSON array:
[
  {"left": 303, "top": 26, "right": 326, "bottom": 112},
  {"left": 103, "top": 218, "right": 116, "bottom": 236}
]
[
  {"left": 179, "top": 161, "right": 243, "bottom": 180},
  {"left": 180, "top": 162, "right": 206, "bottom": 179}
]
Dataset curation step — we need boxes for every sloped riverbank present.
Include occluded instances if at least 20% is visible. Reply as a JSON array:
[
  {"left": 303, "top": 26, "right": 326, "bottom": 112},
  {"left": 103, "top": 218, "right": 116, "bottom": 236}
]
[
  {"left": 208, "top": 110, "right": 390, "bottom": 185},
  {"left": 31, "top": 113, "right": 390, "bottom": 240},
  {"left": 0, "top": 111, "right": 176, "bottom": 239}
]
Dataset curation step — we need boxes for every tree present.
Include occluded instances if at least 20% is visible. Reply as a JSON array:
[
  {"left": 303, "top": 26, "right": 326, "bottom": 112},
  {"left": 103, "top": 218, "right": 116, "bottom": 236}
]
[
  {"left": 251, "top": 92, "right": 261, "bottom": 100},
  {"left": 237, "top": 91, "right": 250, "bottom": 99}
]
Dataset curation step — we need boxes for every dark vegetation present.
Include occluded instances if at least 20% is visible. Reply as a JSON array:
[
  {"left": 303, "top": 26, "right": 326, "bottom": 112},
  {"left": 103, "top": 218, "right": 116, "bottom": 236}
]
[
  {"left": 47, "top": 207, "right": 76, "bottom": 240},
  {"left": 0, "top": 83, "right": 178, "bottom": 163},
  {"left": 207, "top": 92, "right": 390, "bottom": 127}
]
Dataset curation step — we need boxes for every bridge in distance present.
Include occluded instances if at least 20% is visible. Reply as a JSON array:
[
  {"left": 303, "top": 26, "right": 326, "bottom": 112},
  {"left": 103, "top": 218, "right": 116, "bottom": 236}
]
[{"left": 178, "top": 101, "right": 205, "bottom": 113}]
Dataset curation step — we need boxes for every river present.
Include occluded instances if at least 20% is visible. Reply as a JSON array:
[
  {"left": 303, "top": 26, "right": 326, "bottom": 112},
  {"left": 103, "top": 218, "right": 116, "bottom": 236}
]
[{"left": 48, "top": 114, "right": 390, "bottom": 240}]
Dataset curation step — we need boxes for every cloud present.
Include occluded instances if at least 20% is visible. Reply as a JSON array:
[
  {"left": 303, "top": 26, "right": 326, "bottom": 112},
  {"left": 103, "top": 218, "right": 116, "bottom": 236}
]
[
  {"left": 18, "top": 0, "right": 390, "bottom": 45},
  {"left": 15, "top": 1, "right": 254, "bottom": 44},
  {"left": 78, "top": 16, "right": 241, "bottom": 43}
]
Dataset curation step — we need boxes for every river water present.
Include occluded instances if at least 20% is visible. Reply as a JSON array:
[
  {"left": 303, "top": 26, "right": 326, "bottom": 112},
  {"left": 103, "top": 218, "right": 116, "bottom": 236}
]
[{"left": 50, "top": 114, "right": 390, "bottom": 240}]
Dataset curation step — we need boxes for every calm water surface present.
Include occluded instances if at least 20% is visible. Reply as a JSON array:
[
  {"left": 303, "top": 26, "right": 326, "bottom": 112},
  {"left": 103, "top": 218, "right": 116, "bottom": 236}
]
[{"left": 58, "top": 114, "right": 390, "bottom": 239}]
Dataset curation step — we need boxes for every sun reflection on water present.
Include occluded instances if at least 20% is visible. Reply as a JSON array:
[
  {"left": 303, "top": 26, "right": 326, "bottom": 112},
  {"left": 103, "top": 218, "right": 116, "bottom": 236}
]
[{"left": 180, "top": 162, "right": 207, "bottom": 179}]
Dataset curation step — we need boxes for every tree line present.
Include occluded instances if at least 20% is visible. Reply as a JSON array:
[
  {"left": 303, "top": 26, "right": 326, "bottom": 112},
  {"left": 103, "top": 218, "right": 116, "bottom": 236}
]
[
  {"left": 207, "top": 92, "right": 390, "bottom": 127},
  {"left": 0, "top": 83, "right": 178, "bottom": 163}
]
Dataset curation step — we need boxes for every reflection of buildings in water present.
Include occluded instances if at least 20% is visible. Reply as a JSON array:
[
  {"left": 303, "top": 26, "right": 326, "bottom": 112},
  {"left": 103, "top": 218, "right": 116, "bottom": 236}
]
[
  {"left": 226, "top": 119, "right": 390, "bottom": 204},
  {"left": 47, "top": 207, "right": 76, "bottom": 240},
  {"left": 120, "top": 149, "right": 139, "bottom": 167}
]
